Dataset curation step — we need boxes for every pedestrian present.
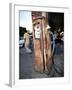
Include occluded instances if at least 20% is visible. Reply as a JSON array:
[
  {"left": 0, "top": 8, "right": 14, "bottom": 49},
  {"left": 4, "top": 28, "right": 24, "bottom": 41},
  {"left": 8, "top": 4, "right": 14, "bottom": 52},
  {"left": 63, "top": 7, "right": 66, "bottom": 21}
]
[
  {"left": 46, "top": 25, "right": 55, "bottom": 60},
  {"left": 24, "top": 30, "right": 32, "bottom": 53}
]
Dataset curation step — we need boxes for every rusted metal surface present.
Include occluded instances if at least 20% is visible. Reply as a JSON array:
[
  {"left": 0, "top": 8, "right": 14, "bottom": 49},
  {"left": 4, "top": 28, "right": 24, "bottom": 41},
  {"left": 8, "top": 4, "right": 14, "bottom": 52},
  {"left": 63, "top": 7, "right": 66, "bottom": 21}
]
[{"left": 32, "top": 15, "right": 52, "bottom": 73}]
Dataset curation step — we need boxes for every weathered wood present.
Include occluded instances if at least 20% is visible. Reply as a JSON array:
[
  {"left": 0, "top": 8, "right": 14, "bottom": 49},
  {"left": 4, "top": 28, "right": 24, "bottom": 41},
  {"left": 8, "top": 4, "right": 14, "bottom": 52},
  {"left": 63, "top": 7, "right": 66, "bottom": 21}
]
[
  {"left": 32, "top": 16, "right": 52, "bottom": 73},
  {"left": 32, "top": 18, "right": 44, "bottom": 73},
  {"left": 45, "top": 30, "right": 52, "bottom": 74}
]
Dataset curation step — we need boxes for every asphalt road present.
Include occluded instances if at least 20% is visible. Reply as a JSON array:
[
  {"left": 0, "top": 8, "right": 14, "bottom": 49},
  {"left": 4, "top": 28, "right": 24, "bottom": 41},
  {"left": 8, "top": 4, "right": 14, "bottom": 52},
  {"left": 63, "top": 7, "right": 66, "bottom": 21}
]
[{"left": 19, "top": 43, "right": 64, "bottom": 79}]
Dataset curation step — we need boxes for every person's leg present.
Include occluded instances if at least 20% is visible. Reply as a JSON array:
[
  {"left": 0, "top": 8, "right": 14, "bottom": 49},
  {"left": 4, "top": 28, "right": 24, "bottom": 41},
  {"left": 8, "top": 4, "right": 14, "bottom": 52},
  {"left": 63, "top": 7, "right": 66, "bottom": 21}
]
[{"left": 25, "top": 42, "right": 32, "bottom": 53}]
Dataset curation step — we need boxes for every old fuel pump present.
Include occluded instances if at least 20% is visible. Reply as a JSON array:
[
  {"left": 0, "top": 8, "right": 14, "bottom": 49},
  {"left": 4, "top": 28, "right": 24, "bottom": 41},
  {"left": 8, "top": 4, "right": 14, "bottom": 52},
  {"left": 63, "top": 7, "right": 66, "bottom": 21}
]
[{"left": 32, "top": 16, "right": 52, "bottom": 73}]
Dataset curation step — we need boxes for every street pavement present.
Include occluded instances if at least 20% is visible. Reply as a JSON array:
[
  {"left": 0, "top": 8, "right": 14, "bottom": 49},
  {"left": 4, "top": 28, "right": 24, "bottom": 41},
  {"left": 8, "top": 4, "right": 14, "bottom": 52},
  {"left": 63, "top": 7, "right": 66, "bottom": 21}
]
[{"left": 19, "top": 43, "right": 64, "bottom": 79}]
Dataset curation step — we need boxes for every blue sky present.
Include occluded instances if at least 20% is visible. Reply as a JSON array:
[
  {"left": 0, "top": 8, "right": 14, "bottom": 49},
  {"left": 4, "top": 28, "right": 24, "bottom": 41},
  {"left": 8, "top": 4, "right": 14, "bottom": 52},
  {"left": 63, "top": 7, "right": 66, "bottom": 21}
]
[{"left": 20, "top": 11, "right": 33, "bottom": 32}]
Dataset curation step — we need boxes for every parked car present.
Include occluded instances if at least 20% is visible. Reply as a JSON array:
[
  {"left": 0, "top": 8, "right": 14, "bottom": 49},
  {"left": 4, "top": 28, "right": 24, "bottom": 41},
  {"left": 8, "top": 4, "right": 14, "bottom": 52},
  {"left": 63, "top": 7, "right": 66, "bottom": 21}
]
[{"left": 19, "top": 37, "right": 24, "bottom": 48}]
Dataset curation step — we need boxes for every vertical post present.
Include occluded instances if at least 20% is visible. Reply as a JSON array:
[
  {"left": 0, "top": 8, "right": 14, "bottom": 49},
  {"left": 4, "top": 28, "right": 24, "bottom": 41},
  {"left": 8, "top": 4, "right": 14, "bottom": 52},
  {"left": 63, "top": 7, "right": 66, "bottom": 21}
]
[
  {"left": 41, "top": 17, "right": 47, "bottom": 71},
  {"left": 32, "top": 19, "right": 44, "bottom": 73}
]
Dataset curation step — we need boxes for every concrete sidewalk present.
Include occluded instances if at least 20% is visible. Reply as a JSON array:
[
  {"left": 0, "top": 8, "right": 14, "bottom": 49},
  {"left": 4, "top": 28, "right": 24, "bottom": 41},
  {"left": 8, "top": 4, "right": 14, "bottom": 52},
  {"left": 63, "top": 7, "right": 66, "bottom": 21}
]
[{"left": 19, "top": 43, "right": 64, "bottom": 79}]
